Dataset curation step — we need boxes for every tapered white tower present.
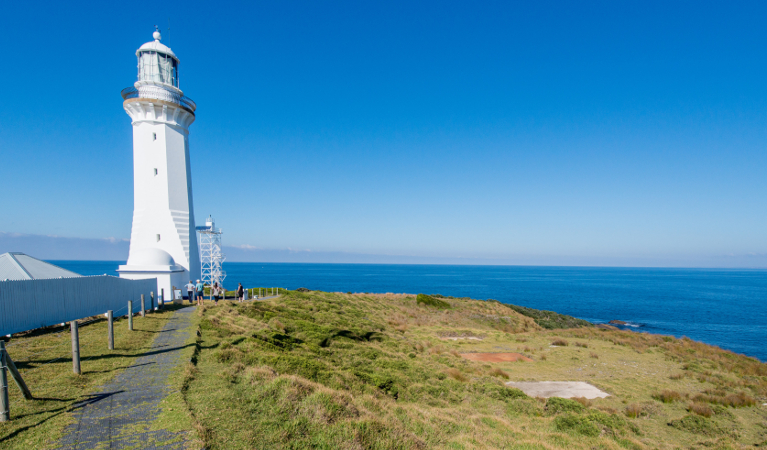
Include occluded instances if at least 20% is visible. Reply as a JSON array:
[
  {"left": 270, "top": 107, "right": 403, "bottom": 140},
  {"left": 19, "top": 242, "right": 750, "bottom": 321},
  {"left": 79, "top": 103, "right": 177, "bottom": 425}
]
[{"left": 118, "top": 29, "right": 200, "bottom": 298}]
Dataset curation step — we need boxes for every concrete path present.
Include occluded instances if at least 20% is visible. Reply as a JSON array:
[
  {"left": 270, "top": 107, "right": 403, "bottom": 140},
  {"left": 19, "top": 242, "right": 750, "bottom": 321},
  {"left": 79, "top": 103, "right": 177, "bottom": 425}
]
[{"left": 57, "top": 306, "right": 196, "bottom": 450}]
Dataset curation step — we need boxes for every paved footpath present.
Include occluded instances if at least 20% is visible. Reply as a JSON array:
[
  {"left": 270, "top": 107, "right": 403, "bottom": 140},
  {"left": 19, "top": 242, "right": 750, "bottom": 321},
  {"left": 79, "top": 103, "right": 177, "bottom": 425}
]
[{"left": 57, "top": 306, "right": 196, "bottom": 450}]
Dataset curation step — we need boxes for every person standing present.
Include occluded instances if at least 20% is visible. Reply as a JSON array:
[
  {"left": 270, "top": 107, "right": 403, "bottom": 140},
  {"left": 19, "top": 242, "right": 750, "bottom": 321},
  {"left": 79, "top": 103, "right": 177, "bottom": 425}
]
[
  {"left": 236, "top": 283, "right": 244, "bottom": 303},
  {"left": 185, "top": 280, "right": 195, "bottom": 304},
  {"left": 212, "top": 282, "right": 220, "bottom": 306},
  {"left": 195, "top": 280, "right": 204, "bottom": 307}
]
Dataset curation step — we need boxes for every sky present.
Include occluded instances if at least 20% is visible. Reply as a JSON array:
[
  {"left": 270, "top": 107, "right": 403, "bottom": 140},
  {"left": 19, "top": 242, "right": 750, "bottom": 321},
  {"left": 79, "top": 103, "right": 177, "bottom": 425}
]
[{"left": 1, "top": 1, "right": 766, "bottom": 267}]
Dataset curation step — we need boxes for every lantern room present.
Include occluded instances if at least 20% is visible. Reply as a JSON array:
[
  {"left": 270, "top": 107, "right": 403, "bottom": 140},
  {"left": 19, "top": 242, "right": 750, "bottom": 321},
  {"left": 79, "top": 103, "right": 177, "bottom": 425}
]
[{"left": 136, "top": 29, "right": 179, "bottom": 88}]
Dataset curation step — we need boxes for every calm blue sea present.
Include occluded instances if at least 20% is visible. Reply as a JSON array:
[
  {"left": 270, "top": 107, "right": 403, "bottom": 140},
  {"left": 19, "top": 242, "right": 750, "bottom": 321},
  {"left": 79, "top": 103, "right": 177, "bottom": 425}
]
[{"left": 51, "top": 261, "right": 767, "bottom": 362}]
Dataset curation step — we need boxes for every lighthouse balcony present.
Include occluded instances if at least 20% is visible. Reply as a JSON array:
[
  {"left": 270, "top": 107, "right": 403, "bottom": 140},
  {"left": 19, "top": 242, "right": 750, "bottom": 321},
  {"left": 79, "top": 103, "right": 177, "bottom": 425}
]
[{"left": 121, "top": 86, "right": 196, "bottom": 113}]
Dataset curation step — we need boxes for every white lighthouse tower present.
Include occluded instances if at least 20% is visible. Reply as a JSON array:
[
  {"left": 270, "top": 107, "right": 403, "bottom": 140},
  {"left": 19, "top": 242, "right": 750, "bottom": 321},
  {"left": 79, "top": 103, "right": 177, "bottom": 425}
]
[{"left": 117, "top": 28, "right": 200, "bottom": 298}]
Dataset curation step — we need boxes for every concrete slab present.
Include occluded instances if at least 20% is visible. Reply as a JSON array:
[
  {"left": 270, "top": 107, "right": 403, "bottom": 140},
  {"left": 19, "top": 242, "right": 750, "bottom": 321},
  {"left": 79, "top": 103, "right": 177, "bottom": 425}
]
[{"left": 506, "top": 381, "right": 610, "bottom": 399}]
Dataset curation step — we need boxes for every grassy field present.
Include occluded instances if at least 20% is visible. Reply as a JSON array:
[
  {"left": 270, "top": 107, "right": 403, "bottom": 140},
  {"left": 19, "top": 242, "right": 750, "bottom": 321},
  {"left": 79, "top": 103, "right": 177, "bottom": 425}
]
[
  {"left": 183, "top": 291, "right": 767, "bottom": 449},
  {"left": 0, "top": 304, "right": 195, "bottom": 450}
]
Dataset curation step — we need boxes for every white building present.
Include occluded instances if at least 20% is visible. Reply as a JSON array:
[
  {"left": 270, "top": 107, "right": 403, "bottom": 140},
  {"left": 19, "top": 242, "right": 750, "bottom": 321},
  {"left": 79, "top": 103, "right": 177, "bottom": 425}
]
[{"left": 117, "top": 29, "right": 201, "bottom": 298}]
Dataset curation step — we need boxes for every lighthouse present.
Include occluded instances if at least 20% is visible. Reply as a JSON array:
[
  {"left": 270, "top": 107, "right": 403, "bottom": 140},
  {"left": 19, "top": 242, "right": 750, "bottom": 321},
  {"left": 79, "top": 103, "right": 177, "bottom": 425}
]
[{"left": 117, "top": 29, "right": 201, "bottom": 298}]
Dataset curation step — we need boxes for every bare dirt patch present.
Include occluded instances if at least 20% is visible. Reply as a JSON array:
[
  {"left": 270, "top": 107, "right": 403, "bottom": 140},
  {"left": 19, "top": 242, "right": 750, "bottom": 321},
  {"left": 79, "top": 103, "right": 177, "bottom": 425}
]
[{"left": 460, "top": 352, "right": 533, "bottom": 362}]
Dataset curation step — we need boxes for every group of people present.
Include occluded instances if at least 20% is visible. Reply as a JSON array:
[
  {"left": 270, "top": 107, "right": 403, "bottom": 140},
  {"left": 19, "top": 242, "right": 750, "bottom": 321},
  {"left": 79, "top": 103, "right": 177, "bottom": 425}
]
[{"left": 184, "top": 280, "right": 248, "bottom": 306}]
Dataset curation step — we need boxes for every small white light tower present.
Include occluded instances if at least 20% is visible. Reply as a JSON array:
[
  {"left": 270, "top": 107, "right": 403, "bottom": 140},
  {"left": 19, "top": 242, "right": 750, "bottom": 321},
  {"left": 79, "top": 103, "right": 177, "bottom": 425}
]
[
  {"left": 118, "top": 28, "right": 201, "bottom": 296},
  {"left": 196, "top": 216, "right": 226, "bottom": 288}
]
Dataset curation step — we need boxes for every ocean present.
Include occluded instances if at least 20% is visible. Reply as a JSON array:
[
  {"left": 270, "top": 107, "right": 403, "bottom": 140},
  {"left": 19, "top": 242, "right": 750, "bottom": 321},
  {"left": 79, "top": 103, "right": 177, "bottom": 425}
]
[{"left": 52, "top": 261, "right": 767, "bottom": 362}]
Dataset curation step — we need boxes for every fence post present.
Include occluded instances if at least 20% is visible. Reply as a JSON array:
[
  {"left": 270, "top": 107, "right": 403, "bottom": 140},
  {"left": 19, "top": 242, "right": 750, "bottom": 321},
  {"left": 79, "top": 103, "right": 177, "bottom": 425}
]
[
  {"left": 0, "top": 341, "right": 10, "bottom": 421},
  {"left": 128, "top": 301, "right": 133, "bottom": 331},
  {"left": 151, "top": 292, "right": 155, "bottom": 311},
  {"left": 107, "top": 310, "right": 114, "bottom": 350},
  {"left": 160, "top": 289, "right": 164, "bottom": 308},
  {"left": 71, "top": 321, "right": 81, "bottom": 375},
  {"left": 4, "top": 351, "right": 31, "bottom": 400},
  {"left": 140, "top": 294, "right": 146, "bottom": 317}
]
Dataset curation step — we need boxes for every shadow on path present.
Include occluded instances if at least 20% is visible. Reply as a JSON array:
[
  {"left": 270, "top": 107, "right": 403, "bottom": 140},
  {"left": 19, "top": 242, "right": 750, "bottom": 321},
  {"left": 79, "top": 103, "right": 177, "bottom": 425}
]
[{"left": 56, "top": 307, "right": 196, "bottom": 450}]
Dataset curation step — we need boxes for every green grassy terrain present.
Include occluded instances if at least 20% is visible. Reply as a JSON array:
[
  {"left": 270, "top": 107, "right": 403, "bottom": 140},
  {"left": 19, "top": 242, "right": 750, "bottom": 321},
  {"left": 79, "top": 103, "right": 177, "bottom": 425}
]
[
  {"left": 182, "top": 291, "right": 767, "bottom": 449},
  {"left": 0, "top": 305, "right": 196, "bottom": 449}
]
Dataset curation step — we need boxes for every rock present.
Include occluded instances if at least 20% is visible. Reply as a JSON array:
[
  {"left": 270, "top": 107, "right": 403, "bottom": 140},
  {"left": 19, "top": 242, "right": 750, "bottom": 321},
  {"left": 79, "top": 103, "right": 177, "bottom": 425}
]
[
  {"left": 296, "top": 287, "right": 311, "bottom": 292},
  {"left": 608, "top": 320, "right": 628, "bottom": 325}
]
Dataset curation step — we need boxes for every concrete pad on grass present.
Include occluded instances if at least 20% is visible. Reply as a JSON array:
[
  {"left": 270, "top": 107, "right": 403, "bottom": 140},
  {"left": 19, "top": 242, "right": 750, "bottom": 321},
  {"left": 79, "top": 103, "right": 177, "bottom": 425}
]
[{"left": 506, "top": 381, "right": 610, "bottom": 399}]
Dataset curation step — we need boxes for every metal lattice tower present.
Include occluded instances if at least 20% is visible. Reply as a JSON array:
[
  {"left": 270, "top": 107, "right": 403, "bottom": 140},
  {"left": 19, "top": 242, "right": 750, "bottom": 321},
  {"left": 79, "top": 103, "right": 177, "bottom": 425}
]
[{"left": 196, "top": 216, "right": 226, "bottom": 288}]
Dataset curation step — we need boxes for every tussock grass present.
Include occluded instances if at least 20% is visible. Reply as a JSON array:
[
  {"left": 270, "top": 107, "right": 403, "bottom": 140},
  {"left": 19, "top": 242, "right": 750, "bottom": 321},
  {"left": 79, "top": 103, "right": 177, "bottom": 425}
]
[
  {"left": 551, "top": 338, "right": 569, "bottom": 346},
  {"left": 653, "top": 389, "right": 683, "bottom": 403},
  {"left": 624, "top": 403, "right": 643, "bottom": 418},
  {"left": 180, "top": 291, "right": 767, "bottom": 449}
]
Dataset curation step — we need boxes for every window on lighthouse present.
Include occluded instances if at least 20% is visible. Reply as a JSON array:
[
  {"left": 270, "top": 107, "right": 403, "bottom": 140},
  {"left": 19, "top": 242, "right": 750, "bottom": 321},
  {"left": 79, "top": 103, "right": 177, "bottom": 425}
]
[
  {"left": 138, "top": 51, "right": 179, "bottom": 87},
  {"left": 156, "top": 234, "right": 161, "bottom": 242}
]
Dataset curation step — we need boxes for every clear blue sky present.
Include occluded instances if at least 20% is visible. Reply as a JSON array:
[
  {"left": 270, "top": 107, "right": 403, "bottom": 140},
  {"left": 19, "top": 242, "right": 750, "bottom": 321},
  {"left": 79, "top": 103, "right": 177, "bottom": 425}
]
[{"left": 1, "top": 1, "right": 766, "bottom": 267}]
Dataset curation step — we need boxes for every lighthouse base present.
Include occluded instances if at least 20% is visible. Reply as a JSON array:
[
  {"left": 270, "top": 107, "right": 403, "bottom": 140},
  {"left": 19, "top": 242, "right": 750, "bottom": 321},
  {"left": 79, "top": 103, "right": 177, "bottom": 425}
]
[{"left": 118, "top": 265, "right": 188, "bottom": 305}]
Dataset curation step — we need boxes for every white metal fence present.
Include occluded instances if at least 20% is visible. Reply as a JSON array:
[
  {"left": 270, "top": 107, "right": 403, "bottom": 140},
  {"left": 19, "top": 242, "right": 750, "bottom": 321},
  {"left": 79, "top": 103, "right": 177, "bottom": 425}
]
[{"left": 0, "top": 276, "right": 157, "bottom": 336}]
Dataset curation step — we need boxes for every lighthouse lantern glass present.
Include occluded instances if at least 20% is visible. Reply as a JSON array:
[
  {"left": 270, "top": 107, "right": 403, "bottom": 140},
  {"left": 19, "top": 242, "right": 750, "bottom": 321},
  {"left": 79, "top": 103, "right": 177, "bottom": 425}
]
[{"left": 138, "top": 51, "right": 179, "bottom": 88}]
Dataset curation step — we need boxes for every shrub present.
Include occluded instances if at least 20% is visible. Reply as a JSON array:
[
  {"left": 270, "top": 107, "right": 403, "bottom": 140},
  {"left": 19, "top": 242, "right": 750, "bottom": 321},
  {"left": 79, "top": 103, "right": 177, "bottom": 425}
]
[
  {"left": 575, "top": 342, "right": 589, "bottom": 348},
  {"left": 540, "top": 354, "right": 547, "bottom": 361},
  {"left": 668, "top": 414, "right": 731, "bottom": 437},
  {"left": 554, "top": 413, "right": 600, "bottom": 437},
  {"left": 653, "top": 390, "right": 682, "bottom": 403},
  {"left": 416, "top": 294, "right": 451, "bottom": 309},
  {"left": 546, "top": 397, "right": 585, "bottom": 414},
  {"left": 590, "top": 352, "right": 599, "bottom": 359},
  {"left": 551, "top": 339, "right": 569, "bottom": 346},
  {"left": 553, "top": 411, "right": 635, "bottom": 437},
  {"left": 483, "top": 384, "right": 527, "bottom": 401},
  {"left": 502, "top": 304, "right": 592, "bottom": 329}
]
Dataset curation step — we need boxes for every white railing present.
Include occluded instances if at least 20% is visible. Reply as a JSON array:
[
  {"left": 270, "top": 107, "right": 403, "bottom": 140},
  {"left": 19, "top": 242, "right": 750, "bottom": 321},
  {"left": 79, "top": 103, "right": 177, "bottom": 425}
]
[{"left": 0, "top": 276, "right": 157, "bottom": 336}]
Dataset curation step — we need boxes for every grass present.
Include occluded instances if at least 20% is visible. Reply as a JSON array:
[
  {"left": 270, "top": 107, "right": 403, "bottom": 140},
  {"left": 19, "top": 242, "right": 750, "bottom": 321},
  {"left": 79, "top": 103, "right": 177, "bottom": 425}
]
[
  {"left": 181, "top": 291, "right": 767, "bottom": 449},
  {"left": 0, "top": 305, "right": 192, "bottom": 449}
]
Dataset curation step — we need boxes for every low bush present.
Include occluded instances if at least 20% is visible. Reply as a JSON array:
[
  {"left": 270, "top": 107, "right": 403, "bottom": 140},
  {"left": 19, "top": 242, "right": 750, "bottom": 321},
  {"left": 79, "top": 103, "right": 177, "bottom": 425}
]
[
  {"left": 502, "top": 304, "right": 592, "bottom": 329},
  {"left": 416, "top": 294, "right": 451, "bottom": 309},
  {"left": 551, "top": 339, "right": 569, "bottom": 347},
  {"left": 668, "top": 414, "right": 732, "bottom": 437},
  {"left": 554, "top": 411, "right": 635, "bottom": 437},
  {"left": 546, "top": 397, "right": 585, "bottom": 414}
]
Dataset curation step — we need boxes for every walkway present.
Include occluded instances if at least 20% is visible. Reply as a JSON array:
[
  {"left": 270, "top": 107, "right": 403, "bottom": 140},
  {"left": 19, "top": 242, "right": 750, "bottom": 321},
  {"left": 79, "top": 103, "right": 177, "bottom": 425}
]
[{"left": 57, "top": 306, "right": 196, "bottom": 450}]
